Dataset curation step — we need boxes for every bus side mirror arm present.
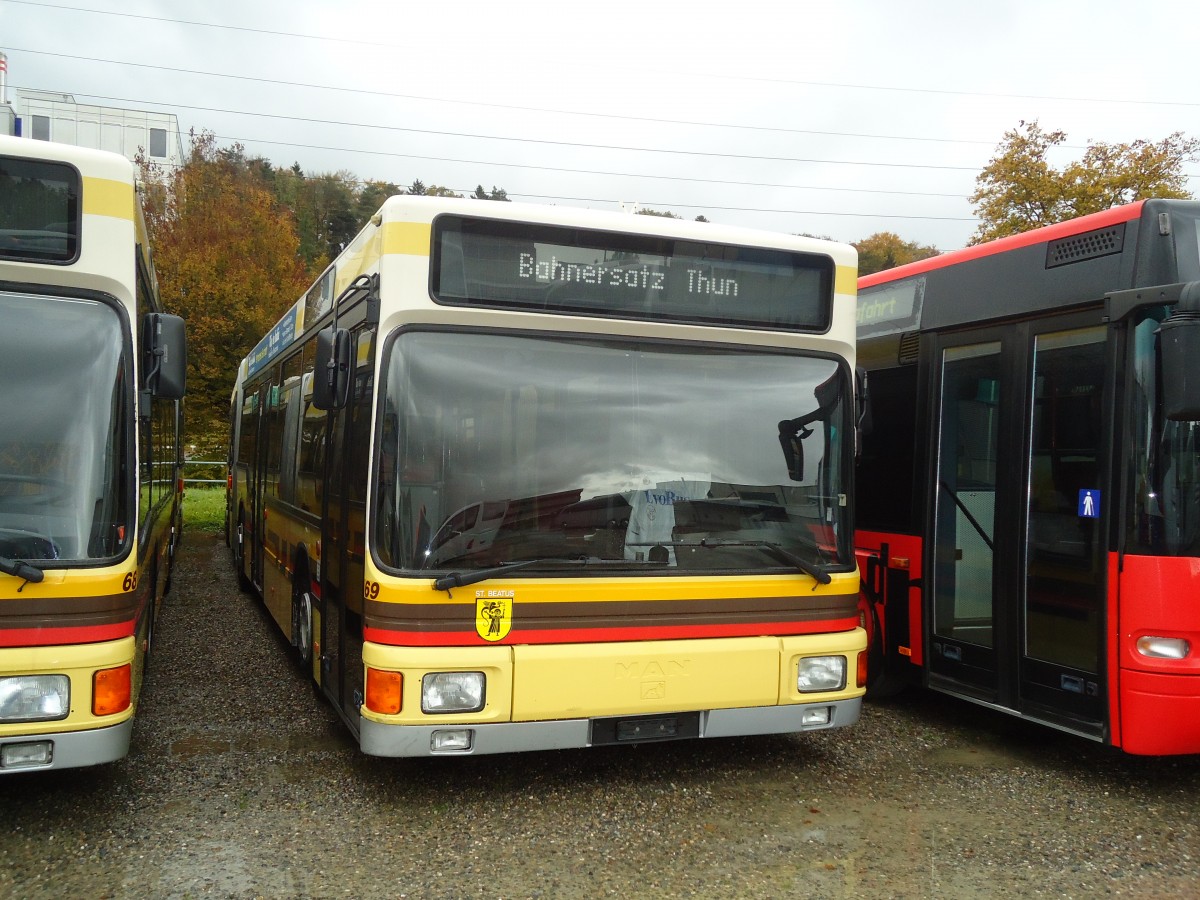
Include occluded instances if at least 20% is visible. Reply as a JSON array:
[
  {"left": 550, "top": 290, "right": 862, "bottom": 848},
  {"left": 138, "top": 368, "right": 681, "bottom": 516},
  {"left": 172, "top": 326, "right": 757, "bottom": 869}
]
[{"left": 1104, "top": 282, "right": 1195, "bottom": 323}]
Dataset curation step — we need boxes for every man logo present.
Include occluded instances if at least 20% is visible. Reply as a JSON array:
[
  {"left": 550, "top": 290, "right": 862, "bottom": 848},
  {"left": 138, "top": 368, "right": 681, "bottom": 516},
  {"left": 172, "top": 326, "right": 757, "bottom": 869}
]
[{"left": 476, "top": 597, "right": 512, "bottom": 642}]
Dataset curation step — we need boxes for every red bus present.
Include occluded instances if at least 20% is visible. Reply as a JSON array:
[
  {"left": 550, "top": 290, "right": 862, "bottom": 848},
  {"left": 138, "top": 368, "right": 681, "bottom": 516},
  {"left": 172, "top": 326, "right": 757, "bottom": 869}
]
[{"left": 855, "top": 199, "right": 1200, "bottom": 755}]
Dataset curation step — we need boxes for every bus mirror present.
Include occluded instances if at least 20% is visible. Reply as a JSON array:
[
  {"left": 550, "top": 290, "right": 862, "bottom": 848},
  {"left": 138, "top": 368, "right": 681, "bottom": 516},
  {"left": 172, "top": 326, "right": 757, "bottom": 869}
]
[
  {"left": 1159, "top": 282, "right": 1200, "bottom": 421},
  {"left": 314, "top": 327, "right": 351, "bottom": 410},
  {"left": 856, "top": 367, "right": 872, "bottom": 437},
  {"left": 143, "top": 313, "right": 187, "bottom": 400}
]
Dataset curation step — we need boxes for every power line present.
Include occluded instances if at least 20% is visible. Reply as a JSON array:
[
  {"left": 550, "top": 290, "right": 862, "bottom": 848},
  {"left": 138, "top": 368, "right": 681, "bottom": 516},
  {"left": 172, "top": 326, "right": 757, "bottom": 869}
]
[
  {"left": 4, "top": 54, "right": 981, "bottom": 171},
  {"left": 11, "top": 48, "right": 1195, "bottom": 185},
  {"left": 5, "top": 7, "right": 1189, "bottom": 218},
  {"left": 199, "top": 129, "right": 984, "bottom": 186},
  {"left": 2, "top": 0, "right": 402, "bottom": 50},
  {"left": 7, "top": 0, "right": 1200, "bottom": 110},
  {"left": 502, "top": 193, "right": 977, "bottom": 222},
  {"left": 55, "top": 98, "right": 964, "bottom": 198},
  {"left": 6, "top": 47, "right": 997, "bottom": 157},
  {"left": 125, "top": 128, "right": 975, "bottom": 222},
  {"left": 12, "top": 84, "right": 979, "bottom": 177}
]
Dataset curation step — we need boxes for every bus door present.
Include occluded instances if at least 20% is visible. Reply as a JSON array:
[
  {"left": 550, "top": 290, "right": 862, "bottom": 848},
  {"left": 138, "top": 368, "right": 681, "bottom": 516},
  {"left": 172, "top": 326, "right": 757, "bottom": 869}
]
[
  {"left": 250, "top": 380, "right": 273, "bottom": 590},
  {"left": 318, "top": 323, "right": 373, "bottom": 731},
  {"left": 927, "top": 318, "right": 1110, "bottom": 734}
]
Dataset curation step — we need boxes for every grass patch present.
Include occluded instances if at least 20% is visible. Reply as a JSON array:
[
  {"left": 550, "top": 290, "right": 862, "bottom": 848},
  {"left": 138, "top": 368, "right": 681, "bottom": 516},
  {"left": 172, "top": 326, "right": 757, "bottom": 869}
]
[{"left": 183, "top": 486, "right": 227, "bottom": 535}]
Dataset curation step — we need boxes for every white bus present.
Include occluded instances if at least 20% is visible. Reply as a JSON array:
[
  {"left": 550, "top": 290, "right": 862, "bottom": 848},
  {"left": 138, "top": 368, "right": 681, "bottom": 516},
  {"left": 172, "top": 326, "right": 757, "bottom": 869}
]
[
  {"left": 229, "top": 196, "right": 865, "bottom": 757},
  {"left": 0, "top": 135, "right": 186, "bottom": 772}
]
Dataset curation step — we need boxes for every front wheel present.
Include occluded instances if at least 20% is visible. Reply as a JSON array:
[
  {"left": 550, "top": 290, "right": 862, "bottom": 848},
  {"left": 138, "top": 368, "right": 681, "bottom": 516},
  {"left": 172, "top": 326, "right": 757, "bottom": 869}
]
[{"left": 292, "top": 564, "right": 314, "bottom": 671}]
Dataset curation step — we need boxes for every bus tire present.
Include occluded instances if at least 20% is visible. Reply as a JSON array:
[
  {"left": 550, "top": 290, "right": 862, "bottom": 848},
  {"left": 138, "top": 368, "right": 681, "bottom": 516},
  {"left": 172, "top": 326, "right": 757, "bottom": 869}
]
[
  {"left": 233, "top": 509, "right": 253, "bottom": 592},
  {"left": 291, "top": 556, "right": 315, "bottom": 672},
  {"left": 165, "top": 516, "right": 180, "bottom": 594},
  {"left": 142, "top": 562, "right": 158, "bottom": 670}
]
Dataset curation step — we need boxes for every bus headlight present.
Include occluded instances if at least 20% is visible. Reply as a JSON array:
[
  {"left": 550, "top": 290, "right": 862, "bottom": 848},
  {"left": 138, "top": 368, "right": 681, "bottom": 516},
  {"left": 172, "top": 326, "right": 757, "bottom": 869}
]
[
  {"left": 1136, "top": 636, "right": 1191, "bottom": 660},
  {"left": 421, "top": 672, "right": 485, "bottom": 713},
  {"left": 797, "top": 657, "right": 847, "bottom": 693},
  {"left": 0, "top": 675, "right": 70, "bottom": 722}
]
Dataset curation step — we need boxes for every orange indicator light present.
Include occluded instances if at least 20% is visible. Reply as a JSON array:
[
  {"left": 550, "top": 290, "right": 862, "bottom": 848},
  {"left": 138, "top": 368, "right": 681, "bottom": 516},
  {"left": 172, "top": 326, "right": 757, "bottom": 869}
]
[
  {"left": 93, "top": 665, "right": 132, "bottom": 716},
  {"left": 366, "top": 668, "right": 402, "bottom": 715}
]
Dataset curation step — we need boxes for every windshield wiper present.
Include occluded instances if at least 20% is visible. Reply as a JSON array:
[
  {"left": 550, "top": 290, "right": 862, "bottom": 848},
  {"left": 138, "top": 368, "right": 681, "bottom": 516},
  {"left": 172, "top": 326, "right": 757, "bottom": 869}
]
[
  {"left": 0, "top": 556, "right": 45, "bottom": 589},
  {"left": 432, "top": 556, "right": 668, "bottom": 592},
  {"left": 710, "top": 539, "right": 833, "bottom": 584},
  {"left": 668, "top": 539, "right": 833, "bottom": 585},
  {"left": 433, "top": 558, "right": 573, "bottom": 591}
]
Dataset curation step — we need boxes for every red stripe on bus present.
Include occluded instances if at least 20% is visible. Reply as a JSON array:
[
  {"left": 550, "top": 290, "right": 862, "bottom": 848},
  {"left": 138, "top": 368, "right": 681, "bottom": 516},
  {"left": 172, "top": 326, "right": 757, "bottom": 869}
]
[
  {"left": 364, "top": 616, "right": 859, "bottom": 647},
  {"left": 0, "top": 621, "right": 135, "bottom": 648},
  {"left": 858, "top": 201, "right": 1146, "bottom": 288}
]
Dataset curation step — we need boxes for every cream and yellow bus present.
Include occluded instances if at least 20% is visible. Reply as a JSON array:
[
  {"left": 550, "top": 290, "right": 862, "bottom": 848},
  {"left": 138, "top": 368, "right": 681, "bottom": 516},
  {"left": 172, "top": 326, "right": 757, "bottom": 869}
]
[
  {"left": 228, "top": 196, "right": 865, "bottom": 756},
  {"left": 0, "top": 135, "right": 186, "bottom": 772}
]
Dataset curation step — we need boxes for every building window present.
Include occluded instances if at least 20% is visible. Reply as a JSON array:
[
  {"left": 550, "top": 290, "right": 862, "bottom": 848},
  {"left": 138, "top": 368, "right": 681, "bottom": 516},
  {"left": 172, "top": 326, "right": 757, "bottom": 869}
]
[
  {"left": 31, "top": 115, "right": 50, "bottom": 141},
  {"left": 149, "top": 127, "right": 167, "bottom": 159}
]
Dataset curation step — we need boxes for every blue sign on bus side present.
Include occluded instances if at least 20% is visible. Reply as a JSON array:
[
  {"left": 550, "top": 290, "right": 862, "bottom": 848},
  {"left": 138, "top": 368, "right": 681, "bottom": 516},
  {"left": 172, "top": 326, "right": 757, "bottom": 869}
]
[
  {"left": 1078, "top": 489, "right": 1100, "bottom": 519},
  {"left": 247, "top": 301, "right": 302, "bottom": 378}
]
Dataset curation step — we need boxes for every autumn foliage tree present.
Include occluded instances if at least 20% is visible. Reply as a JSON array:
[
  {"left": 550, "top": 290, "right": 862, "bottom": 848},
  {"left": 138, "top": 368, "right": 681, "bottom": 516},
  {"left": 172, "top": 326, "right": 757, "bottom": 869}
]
[
  {"left": 141, "top": 132, "right": 314, "bottom": 450},
  {"left": 970, "top": 120, "right": 1199, "bottom": 244},
  {"left": 854, "top": 232, "right": 940, "bottom": 276}
]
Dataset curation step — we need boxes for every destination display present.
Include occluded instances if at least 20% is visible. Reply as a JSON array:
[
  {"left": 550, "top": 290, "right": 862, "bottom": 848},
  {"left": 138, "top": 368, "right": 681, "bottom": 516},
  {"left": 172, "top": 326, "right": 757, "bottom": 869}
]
[
  {"left": 857, "top": 277, "right": 924, "bottom": 338},
  {"left": 432, "top": 216, "right": 834, "bottom": 332}
]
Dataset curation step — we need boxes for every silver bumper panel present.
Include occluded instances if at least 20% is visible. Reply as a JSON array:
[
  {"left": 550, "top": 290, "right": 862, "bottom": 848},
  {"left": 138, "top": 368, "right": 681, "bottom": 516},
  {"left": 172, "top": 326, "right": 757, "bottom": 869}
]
[{"left": 360, "top": 697, "right": 861, "bottom": 758}]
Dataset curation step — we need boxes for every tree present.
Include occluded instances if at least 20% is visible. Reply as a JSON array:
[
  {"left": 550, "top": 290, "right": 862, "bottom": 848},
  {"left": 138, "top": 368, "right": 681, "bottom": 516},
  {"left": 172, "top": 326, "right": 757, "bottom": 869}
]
[
  {"left": 407, "top": 179, "right": 427, "bottom": 196},
  {"left": 970, "top": 120, "right": 1199, "bottom": 243},
  {"left": 304, "top": 172, "right": 360, "bottom": 260},
  {"left": 472, "top": 184, "right": 511, "bottom": 201},
  {"left": 356, "top": 179, "right": 403, "bottom": 224},
  {"left": 635, "top": 208, "right": 680, "bottom": 218},
  {"left": 854, "top": 232, "right": 940, "bottom": 276},
  {"left": 140, "top": 132, "right": 314, "bottom": 450}
]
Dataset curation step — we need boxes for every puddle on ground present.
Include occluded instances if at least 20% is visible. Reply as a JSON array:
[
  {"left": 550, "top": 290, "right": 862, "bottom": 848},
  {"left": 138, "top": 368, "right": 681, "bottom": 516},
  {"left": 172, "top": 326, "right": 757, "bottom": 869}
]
[
  {"left": 170, "top": 736, "right": 232, "bottom": 757},
  {"left": 925, "top": 744, "right": 1017, "bottom": 767}
]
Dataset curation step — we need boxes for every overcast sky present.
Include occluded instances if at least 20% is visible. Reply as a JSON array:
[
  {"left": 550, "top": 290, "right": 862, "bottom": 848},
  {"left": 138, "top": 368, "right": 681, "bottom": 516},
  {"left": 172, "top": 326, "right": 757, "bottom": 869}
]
[{"left": 3, "top": 0, "right": 1197, "bottom": 250}]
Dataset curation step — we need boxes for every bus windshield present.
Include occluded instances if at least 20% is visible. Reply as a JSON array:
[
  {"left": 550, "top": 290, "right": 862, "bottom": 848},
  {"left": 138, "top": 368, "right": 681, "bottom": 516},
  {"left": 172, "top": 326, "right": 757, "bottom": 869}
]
[
  {"left": 375, "top": 330, "right": 850, "bottom": 576},
  {"left": 0, "top": 292, "right": 129, "bottom": 562}
]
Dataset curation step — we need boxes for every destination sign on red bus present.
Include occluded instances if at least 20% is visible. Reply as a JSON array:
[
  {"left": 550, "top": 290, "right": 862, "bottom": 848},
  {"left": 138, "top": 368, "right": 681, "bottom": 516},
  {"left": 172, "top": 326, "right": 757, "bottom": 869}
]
[{"left": 432, "top": 215, "right": 834, "bottom": 332}]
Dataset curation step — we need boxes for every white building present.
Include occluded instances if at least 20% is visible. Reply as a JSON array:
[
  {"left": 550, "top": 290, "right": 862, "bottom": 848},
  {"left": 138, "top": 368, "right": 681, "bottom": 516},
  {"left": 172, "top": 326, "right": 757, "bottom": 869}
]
[
  {"left": 1, "top": 53, "right": 185, "bottom": 169},
  {"left": 10, "top": 89, "right": 185, "bottom": 169}
]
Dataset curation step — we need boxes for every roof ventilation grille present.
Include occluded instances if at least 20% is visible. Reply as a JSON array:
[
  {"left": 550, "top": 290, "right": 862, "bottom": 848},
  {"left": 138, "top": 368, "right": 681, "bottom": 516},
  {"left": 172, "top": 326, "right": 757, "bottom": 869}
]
[{"left": 1045, "top": 224, "right": 1125, "bottom": 269}]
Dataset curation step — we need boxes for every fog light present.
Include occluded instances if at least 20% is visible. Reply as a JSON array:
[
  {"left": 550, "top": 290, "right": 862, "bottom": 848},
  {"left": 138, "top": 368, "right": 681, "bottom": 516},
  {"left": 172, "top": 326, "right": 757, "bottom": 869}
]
[
  {"left": 801, "top": 707, "right": 832, "bottom": 727},
  {"left": 422, "top": 672, "right": 485, "bottom": 713},
  {"left": 0, "top": 675, "right": 69, "bottom": 722},
  {"left": 797, "top": 656, "right": 847, "bottom": 692},
  {"left": 431, "top": 729, "right": 474, "bottom": 752},
  {"left": 1137, "top": 636, "right": 1190, "bottom": 660},
  {"left": 1, "top": 740, "right": 53, "bottom": 769}
]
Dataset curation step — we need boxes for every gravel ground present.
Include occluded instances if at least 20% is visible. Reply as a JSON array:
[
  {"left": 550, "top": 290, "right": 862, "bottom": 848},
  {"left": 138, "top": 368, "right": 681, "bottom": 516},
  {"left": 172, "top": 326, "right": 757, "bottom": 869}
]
[{"left": 2, "top": 532, "right": 1200, "bottom": 899}]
